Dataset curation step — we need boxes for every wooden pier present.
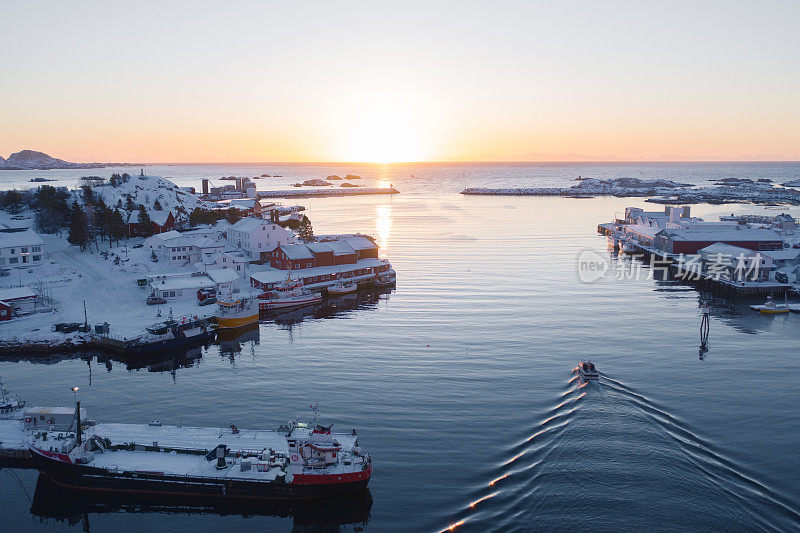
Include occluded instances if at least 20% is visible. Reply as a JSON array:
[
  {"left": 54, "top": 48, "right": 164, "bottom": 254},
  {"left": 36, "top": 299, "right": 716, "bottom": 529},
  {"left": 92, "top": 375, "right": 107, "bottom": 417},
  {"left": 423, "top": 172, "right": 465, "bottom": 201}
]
[{"left": 624, "top": 241, "right": 793, "bottom": 296}]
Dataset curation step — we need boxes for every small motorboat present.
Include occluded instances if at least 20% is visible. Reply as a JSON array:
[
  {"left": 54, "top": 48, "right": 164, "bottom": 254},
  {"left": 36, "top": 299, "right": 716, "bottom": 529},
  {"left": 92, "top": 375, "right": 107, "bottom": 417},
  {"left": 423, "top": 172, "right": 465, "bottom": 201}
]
[
  {"left": 749, "top": 295, "right": 790, "bottom": 314},
  {"left": 328, "top": 280, "right": 358, "bottom": 296},
  {"left": 576, "top": 361, "right": 599, "bottom": 380}
]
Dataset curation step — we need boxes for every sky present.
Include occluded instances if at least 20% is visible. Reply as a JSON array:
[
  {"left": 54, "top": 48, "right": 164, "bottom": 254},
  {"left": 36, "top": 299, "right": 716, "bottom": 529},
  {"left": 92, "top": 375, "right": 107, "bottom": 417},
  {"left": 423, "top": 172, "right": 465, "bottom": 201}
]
[{"left": 1, "top": 0, "right": 799, "bottom": 163}]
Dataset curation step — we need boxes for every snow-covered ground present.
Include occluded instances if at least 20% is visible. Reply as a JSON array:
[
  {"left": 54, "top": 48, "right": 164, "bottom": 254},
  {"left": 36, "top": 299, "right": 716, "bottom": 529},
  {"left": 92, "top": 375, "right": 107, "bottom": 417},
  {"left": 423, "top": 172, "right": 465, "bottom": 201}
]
[{"left": 0, "top": 210, "right": 258, "bottom": 346}]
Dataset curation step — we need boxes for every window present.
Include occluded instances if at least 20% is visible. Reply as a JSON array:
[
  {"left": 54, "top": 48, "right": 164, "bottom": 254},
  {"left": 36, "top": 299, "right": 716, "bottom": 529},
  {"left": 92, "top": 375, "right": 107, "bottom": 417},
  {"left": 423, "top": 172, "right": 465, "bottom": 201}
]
[
  {"left": 9, "top": 258, "right": 18, "bottom": 264},
  {"left": 21, "top": 247, "right": 28, "bottom": 253},
  {"left": 33, "top": 255, "right": 41, "bottom": 262},
  {"left": 0, "top": 258, "right": 4, "bottom": 265},
  {"left": 10, "top": 249, "right": 15, "bottom": 254}
]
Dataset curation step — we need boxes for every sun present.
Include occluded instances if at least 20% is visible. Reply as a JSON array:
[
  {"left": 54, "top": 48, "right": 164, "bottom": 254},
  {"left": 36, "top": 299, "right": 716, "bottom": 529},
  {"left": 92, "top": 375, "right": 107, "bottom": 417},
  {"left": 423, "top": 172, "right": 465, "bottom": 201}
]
[{"left": 339, "top": 98, "right": 429, "bottom": 163}]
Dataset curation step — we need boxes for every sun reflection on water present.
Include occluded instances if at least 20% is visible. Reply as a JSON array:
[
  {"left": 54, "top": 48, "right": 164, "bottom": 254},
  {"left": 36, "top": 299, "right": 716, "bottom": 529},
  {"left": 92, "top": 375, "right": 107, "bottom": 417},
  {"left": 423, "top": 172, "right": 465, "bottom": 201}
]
[{"left": 375, "top": 205, "right": 392, "bottom": 254}]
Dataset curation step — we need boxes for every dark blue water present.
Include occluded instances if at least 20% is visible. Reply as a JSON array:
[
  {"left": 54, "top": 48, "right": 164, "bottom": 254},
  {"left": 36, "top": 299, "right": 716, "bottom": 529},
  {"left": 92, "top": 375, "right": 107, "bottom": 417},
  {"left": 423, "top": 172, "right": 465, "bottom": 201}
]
[{"left": 1, "top": 163, "right": 800, "bottom": 531}]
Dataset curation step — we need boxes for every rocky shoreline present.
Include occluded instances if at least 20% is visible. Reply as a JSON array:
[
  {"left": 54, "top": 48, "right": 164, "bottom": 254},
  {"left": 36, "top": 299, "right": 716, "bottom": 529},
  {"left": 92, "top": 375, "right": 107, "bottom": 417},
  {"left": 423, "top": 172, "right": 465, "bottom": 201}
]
[{"left": 462, "top": 177, "right": 800, "bottom": 205}]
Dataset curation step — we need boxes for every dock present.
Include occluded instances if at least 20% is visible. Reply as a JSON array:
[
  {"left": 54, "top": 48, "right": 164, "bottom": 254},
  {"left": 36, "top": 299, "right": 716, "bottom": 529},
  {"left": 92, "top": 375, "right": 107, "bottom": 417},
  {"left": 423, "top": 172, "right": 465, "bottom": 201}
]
[{"left": 622, "top": 241, "right": 793, "bottom": 296}]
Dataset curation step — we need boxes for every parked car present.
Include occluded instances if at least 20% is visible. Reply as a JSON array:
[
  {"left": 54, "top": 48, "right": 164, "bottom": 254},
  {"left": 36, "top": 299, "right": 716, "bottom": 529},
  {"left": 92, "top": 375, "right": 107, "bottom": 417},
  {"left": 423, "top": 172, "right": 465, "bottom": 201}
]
[
  {"left": 132, "top": 243, "right": 144, "bottom": 249},
  {"left": 146, "top": 295, "right": 167, "bottom": 305},
  {"left": 198, "top": 296, "right": 217, "bottom": 306}
]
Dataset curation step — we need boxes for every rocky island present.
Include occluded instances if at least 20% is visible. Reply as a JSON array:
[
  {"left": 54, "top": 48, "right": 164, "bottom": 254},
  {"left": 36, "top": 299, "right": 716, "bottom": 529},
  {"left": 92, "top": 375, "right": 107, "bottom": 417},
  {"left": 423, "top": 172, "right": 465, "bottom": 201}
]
[
  {"left": 462, "top": 177, "right": 800, "bottom": 205},
  {"left": 0, "top": 149, "right": 133, "bottom": 170}
]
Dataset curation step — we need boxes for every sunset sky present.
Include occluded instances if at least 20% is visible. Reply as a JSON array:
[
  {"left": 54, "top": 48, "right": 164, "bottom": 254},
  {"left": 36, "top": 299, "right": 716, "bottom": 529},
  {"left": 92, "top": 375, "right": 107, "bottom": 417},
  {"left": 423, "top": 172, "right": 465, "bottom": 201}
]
[{"left": 1, "top": 1, "right": 799, "bottom": 163}]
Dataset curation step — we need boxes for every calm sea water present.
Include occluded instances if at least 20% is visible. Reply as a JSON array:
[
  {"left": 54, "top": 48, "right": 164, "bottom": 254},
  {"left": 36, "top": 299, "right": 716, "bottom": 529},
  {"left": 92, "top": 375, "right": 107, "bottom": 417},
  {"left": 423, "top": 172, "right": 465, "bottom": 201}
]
[{"left": 1, "top": 163, "right": 800, "bottom": 532}]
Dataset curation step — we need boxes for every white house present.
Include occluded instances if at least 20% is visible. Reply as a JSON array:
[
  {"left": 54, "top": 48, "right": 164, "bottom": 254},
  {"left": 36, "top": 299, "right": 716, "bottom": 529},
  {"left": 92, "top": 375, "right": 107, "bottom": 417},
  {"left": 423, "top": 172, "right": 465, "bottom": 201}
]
[
  {"left": 206, "top": 268, "right": 239, "bottom": 295},
  {"left": 226, "top": 217, "right": 294, "bottom": 260},
  {"left": 197, "top": 250, "right": 248, "bottom": 273},
  {"left": 160, "top": 236, "right": 225, "bottom": 266},
  {"left": 147, "top": 273, "right": 214, "bottom": 300},
  {"left": 143, "top": 230, "right": 182, "bottom": 251},
  {"left": 0, "top": 228, "right": 45, "bottom": 268}
]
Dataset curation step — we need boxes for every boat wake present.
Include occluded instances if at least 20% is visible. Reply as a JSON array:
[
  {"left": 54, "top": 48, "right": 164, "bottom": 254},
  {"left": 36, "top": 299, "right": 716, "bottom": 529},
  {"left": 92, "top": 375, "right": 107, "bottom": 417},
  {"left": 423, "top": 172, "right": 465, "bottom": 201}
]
[
  {"left": 600, "top": 375, "right": 800, "bottom": 529},
  {"left": 440, "top": 372, "right": 800, "bottom": 532}
]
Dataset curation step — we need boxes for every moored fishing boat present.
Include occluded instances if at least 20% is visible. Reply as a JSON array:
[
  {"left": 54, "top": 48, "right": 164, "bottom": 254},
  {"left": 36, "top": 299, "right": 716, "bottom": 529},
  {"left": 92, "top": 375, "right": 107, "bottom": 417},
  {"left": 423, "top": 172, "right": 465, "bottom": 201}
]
[
  {"left": 258, "top": 280, "right": 322, "bottom": 310},
  {"left": 27, "top": 404, "right": 372, "bottom": 501},
  {"left": 215, "top": 297, "right": 259, "bottom": 330},
  {"left": 620, "top": 240, "right": 638, "bottom": 254},
  {"left": 372, "top": 268, "right": 396, "bottom": 288},
  {"left": 95, "top": 313, "right": 216, "bottom": 356},
  {"left": 328, "top": 280, "right": 358, "bottom": 296},
  {"left": 749, "top": 295, "right": 790, "bottom": 314},
  {"left": 0, "top": 377, "right": 25, "bottom": 419}
]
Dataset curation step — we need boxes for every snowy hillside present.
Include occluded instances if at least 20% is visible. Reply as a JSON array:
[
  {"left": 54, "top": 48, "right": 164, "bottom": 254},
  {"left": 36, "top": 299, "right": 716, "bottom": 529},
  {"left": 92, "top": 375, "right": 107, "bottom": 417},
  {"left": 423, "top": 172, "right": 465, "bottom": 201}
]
[{"left": 90, "top": 174, "right": 210, "bottom": 218}]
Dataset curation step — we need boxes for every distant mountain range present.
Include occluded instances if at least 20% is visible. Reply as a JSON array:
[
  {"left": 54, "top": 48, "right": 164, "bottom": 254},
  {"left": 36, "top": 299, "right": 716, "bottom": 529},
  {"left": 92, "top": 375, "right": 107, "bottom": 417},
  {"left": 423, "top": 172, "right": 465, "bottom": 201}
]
[{"left": 0, "top": 150, "right": 132, "bottom": 170}]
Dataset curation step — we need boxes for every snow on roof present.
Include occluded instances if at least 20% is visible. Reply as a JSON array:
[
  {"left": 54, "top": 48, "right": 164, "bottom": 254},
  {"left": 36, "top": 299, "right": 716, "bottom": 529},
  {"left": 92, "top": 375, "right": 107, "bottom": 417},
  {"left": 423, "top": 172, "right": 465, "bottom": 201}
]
[
  {"left": 306, "top": 242, "right": 333, "bottom": 254},
  {"left": 664, "top": 228, "right": 783, "bottom": 241},
  {"left": 698, "top": 242, "right": 760, "bottom": 256},
  {"left": 206, "top": 268, "right": 239, "bottom": 284},
  {"left": 148, "top": 210, "right": 172, "bottom": 226},
  {"left": 231, "top": 217, "right": 267, "bottom": 233},
  {"left": 0, "top": 287, "right": 37, "bottom": 300},
  {"left": 163, "top": 236, "right": 222, "bottom": 249},
  {"left": 151, "top": 275, "right": 215, "bottom": 291},
  {"left": 127, "top": 209, "right": 173, "bottom": 226},
  {"left": 623, "top": 224, "right": 663, "bottom": 238},
  {"left": 0, "top": 228, "right": 44, "bottom": 248},
  {"left": 278, "top": 244, "right": 314, "bottom": 260},
  {"left": 325, "top": 240, "right": 356, "bottom": 255},
  {"left": 761, "top": 248, "right": 800, "bottom": 260},
  {"left": 228, "top": 199, "right": 258, "bottom": 208},
  {"left": 344, "top": 236, "right": 378, "bottom": 250},
  {"left": 146, "top": 230, "right": 182, "bottom": 242}
]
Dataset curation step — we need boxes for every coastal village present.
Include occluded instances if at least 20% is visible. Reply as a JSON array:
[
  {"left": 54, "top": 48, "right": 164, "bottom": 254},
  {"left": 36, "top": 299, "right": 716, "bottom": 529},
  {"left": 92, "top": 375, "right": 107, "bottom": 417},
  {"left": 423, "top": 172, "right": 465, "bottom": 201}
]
[
  {"left": 599, "top": 205, "right": 800, "bottom": 306},
  {"left": 0, "top": 171, "right": 396, "bottom": 352}
]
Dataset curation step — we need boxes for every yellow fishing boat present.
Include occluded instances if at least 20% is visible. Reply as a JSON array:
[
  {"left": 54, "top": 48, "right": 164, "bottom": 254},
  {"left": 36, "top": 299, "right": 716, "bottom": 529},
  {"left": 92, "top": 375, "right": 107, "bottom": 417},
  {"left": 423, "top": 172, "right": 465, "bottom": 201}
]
[
  {"left": 749, "top": 295, "right": 790, "bottom": 314},
  {"left": 215, "top": 297, "right": 260, "bottom": 329}
]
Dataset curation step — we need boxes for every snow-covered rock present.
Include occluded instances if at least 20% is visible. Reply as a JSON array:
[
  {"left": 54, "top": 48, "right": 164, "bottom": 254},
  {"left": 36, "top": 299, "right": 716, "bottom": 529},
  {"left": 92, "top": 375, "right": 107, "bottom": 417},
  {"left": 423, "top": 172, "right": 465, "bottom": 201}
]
[
  {"left": 90, "top": 174, "right": 210, "bottom": 219},
  {"left": 461, "top": 178, "right": 800, "bottom": 205}
]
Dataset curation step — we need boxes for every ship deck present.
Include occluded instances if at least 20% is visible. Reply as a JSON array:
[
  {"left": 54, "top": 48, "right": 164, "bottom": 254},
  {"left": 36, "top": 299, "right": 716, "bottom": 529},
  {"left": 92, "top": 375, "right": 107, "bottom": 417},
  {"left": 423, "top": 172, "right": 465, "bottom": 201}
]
[{"left": 93, "top": 422, "right": 358, "bottom": 454}]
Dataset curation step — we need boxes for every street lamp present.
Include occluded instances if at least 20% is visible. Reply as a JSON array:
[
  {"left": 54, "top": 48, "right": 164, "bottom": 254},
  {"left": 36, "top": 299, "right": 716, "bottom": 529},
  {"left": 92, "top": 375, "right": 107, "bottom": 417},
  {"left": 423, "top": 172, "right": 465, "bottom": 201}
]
[{"left": 71, "top": 386, "right": 82, "bottom": 444}]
